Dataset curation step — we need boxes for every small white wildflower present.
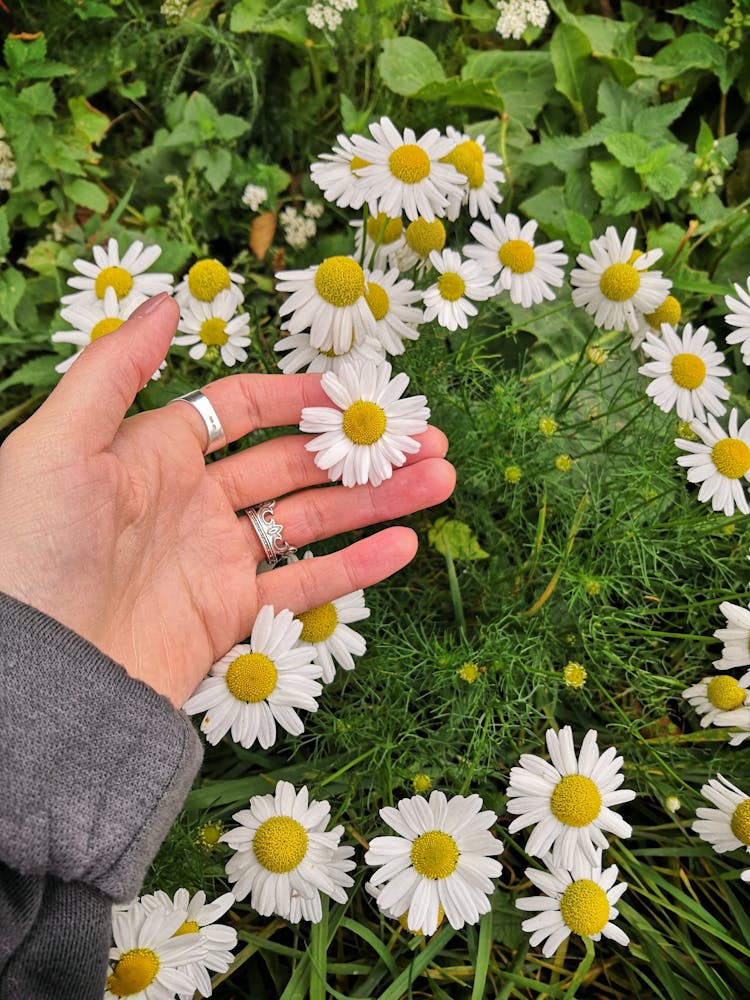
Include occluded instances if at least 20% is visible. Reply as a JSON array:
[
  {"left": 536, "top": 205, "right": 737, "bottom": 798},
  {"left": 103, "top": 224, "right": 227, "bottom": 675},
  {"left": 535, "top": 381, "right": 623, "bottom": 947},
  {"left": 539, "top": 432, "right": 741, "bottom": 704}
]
[
  {"left": 160, "top": 0, "right": 188, "bottom": 24},
  {"left": 323, "top": 6, "right": 342, "bottom": 30},
  {"left": 304, "top": 200, "right": 324, "bottom": 220},
  {"left": 306, "top": 4, "right": 327, "bottom": 29},
  {"left": 241, "top": 184, "right": 268, "bottom": 211},
  {"left": 0, "top": 139, "right": 17, "bottom": 192},
  {"left": 279, "top": 206, "right": 317, "bottom": 251},
  {"left": 495, "top": 0, "right": 549, "bottom": 39}
]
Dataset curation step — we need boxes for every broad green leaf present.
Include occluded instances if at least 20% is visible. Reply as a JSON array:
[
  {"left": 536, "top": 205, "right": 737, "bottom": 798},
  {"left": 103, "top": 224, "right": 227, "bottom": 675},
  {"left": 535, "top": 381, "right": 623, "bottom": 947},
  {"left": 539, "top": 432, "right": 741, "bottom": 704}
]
[
  {"left": 229, "top": 0, "right": 308, "bottom": 44},
  {"left": 215, "top": 113, "right": 250, "bottom": 142},
  {"left": 19, "top": 239, "right": 61, "bottom": 277},
  {"left": 414, "top": 77, "right": 504, "bottom": 114},
  {"left": 17, "top": 81, "right": 56, "bottom": 118},
  {"left": 550, "top": 23, "right": 598, "bottom": 127},
  {"left": 604, "top": 132, "right": 652, "bottom": 168},
  {"left": 644, "top": 162, "right": 687, "bottom": 200},
  {"left": 0, "top": 267, "right": 27, "bottom": 330},
  {"left": 65, "top": 178, "right": 109, "bottom": 214},
  {"left": 68, "top": 95, "right": 110, "bottom": 146},
  {"left": 563, "top": 209, "right": 593, "bottom": 248},
  {"left": 590, "top": 160, "right": 650, "bottom": 215},
  {"left": 0, "top": 354, "right": 59, "bottom": 393},
  {"left": 596, "top": 78, "right": 645, "bottom": 130},
  {"left": 378, "top": 37, "right": 445, "bottom": 97},
  {"left": 519, "top": 187, "right": 567, "bottom": 241},
  {"left": 668, "top": 0, "right": 729, "bottom": 30},
  {"left": 339, "top": 94, "right": 369, "bottom": 135},
  {"left": 3, "top": 35, "right": 46, "bottom": 73},
  {"left": 462, "top": 51, "right": 554, "bottom": 128},
  {"left": 653, "top": 33, "right": 732, "bottom": 91},
  {"left": 428, "top": 517, "right": 489, "bottom": 561},
  {"left": 194, "top": 148, "right": 232, "bottom": 192},
  {"left": 632, "top": 98, "right": 690, "bottom": 137},
  {"left": 71, "top": 0, "right": 117, "bottom": 17},
  {"left": 696, "top": 120, "right": 714, "bottom": 159}
]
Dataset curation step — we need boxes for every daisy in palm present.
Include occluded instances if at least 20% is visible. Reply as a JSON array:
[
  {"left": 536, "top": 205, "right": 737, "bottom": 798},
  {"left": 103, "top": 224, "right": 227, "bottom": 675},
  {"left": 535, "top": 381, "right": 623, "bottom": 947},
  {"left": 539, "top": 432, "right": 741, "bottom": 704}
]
[
  {"left": 352, "top": 212, "right": 407, "bottom": 272},
  {"left": 638, "top": 323, "right": 730, "bottom": 423},
  {"left": 183, "top": 606, "right": 323, "bottom": 750},
  {"left": 683, "top": 672, "right": 750, "bottom": 730},
  {"left": 273, "top": 329, "right": 385, "bottom": 375},
  {"left": 675, "top": 408, "right": 750, "bottom": 516},
  {"left": 505, "top": 726, "right": 636, "bottom": 870},
  {"left": 713, "top": 600, "right": 750, "bottom": 675},
  {"left": 725, "top": 276, "right": 750, "bottom": 364},
  {"left": 62, "top": 237, "right": 173, "bottom": 310},
  {"left": 464, "top": 212, "right": 567, "bottom": 308},
  {"left": 351, "top": 116, "right": 464, "bottom": 222},
  {"left": 290, "top": 550, "right": 370, "bottom": 683},
  {"left": 220, "top": 781, "right": 355, "bottom": 923},
  {"left": 516, "top": 848, "right": 629, "bottom": 958},
  {"left": 422, "top": 248, "right": 494, "bottom": 332},
  {"left": 299, "top": 361, "right": 430, "bottom": 488},
  {"left": 310, "top": 132, "right": 370, "bottom": 210},
  {"left": 570, "top": 226, "right": 671, "bottom": 334},
  {"left": 276, "top": 255, "right": 376, "bottom": 354},
  {"left": 106, "top": 898, "right": 203, "bottom": 1000},
  {"left": 173, "top": 290, "right": 251, "bottom": 367},
  {"left": 139, "top": 889, "right": 237, "bottom": 1000},
  {"left": 363, "top": 267, "right": 423, "bottom": 355},
  {"left": 441, "top": 126, "right": 505, "bottom": 220},
  {"left": 175, "top": 258, "right": 244, "bottom": 309},
  {"left": 365, "top": 790, "right": 503, "bottom": 936},
  {"left": 693, "top": 774, "right": 750, "bottom": 859}
]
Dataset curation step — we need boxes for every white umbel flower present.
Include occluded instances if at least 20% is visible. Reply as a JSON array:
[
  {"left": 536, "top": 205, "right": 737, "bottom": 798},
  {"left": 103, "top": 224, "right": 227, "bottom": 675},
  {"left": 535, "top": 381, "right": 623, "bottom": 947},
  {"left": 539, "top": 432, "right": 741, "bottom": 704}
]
[
  {"left": 570, "top": 227, "right": 671, "bottom": 333},
  {"left": 675, "top": 408, "right": 750, "bottom": 516},
  {"left": 291, "top": 550, "right": 370, "bottom": 683},
  {"left": 173, "top": 290, "right": 251, "bottom": 367},
  {"left": 52, "top": 287, "right": 137, "bottom": 374},
  {"left": 516, "top": 849, "right": 628, "bottom": 958},
  {"left": 310, "top": 132, "right": 370, "bottom": 209},
  {"left": 725, "top": 277, "right": 750, "bottom": 364},
  {"left": 351, "top": 213, "right": 407, "bottom": 272},
  {"left": 174, "top": 258, "right": 245, "bottom": 309},
  {"left": 62, "top": 237, "right": 173, "bottom": 310},
  {"left": 106, "top": 898, "right": 203, "bottom": 1000},
  {"left": 276, "top": 255, "right": 377, "bottom": 354},
  {"left": 363, "top": 267, "right": 423, "bottom": 355},
  {"left": 693, "top": 774, "right": 750, "bottom": 856},
  {"left": 442, "top": 126, "right": 505, "bottom": 221},
  {"left": 464, "top": 213, "right": 567, "bottom": 308},
  {"left": 183, "top": 606, "right": 322, "bottom": 749},
  {"left": 350, "top": 116, "right": 464, "bottom": 222},
  {"left": 638, "top": 323, "right": 730, "bottom": 423},
  {"left": 713, "top": 600, "right": 750, "bottom": 675},
  {"left": 683, "top": 673, "right": 750, "bottom": 729},
  {"left": 365, "top": 790, "right": 503, "bottom": 936},
  {"left": 506, "top": 726, "right": 636, "bottom": 869},
  {"left": 220, "top": 781, "right": 355, "bottom": 923},
  {"left": 140, "top": 889, "right": 237, "bottom": 999},
  {"left": 274, "top": 330, "right": 385, "bottom": 375},
  {"left": 422, "top": 248, "right": 494, "bottom": 331},
  {"left": 299, "top": 361, "right": 430, "bottom": 488}
]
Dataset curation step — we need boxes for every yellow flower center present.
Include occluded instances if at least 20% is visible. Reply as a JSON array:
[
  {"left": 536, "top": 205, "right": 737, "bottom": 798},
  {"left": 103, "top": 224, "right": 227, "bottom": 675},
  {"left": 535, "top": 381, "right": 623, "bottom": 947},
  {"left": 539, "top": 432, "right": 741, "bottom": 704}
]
[
  {"left": 90, "top": 317, "right": 124, "bottom": 341},
  {"left": 350, "top": 155, "right": 370, "bottom": 173},
  {"left": 314, "top": 256, "right": 365, "bottom": 307},
  {"left": 94, "top": 266, "right": 134, "bottom": 300},
  {"left": 365, "top": 282, "right": 390, "bottom": 321},
  {"left": 438, "top": 272, "right": 466, "bottom": 302},
  {"left": 711, "top": 438, "right": 750, "bottom": 479},
  {"left": 388, "top": 144, "right": 431, "bottom": 184},
  {"left": 296, "top": 602, "right": 338, "bottom": 643},
  {"left": 563, "top": 661, "right": 587, "bottom": 689},
  {"left": 458, "top": 661, "right": 479, "bottom": 684},
  {"left": 199, "top": 317, "right": 229, "bottom": 346},
  {"left": 440, "top": 140, "right": 485, "bottom": 189},
  {"left": 225, "top": 652, "right": 278, "bottom": 703},
  {"left": 106, "top": 949, "right": 160, "bottom": 997},
  {"left": 559, "top": 879, "right": 610, "bottom": 936},
  {"left": 706, "top": 675, "right": 746, "bottom": 710},
  {"left": 253, "top": 815, "right": 308, "bottom": 872},
  {"left": 499, "top": 239, "right": 536, "bottom": 274},
  {"left": 405, "top": 218, "right": 446, "bottom": 257},
  {"left": 173, "top": 919, "right": 200, "bottom": 936},
  {"left": 550, "top": 774, "right": 602, "bottom": 827},
  {"left": 187, "top": 259, "right": 232, "bottom": 301},
  {"left": 731, "top": 799, "right": 750, "bottom": 845},
  {"left": 366, "top": 212, "right": 403, "bottom": 244},
  {"left": 671, "top": 352, "right": 706, "bottom": 390},
  {"left": 410, "top": 830, "right": 459, "bottom": 879},
  {"left": 197, "top": 820, "right": 224, "bottom": 849},
  {"left": 599, "top": 262, "right": 641, "bottom": 302},
  {"left": 412, "top": 773, "right": 432, "bottom": 794},
  {"left": 646, "top": 294, "right": 681, "bottom": 331},
  {"left": 342, "top": 400, "right": 387, "bottom": 445}
]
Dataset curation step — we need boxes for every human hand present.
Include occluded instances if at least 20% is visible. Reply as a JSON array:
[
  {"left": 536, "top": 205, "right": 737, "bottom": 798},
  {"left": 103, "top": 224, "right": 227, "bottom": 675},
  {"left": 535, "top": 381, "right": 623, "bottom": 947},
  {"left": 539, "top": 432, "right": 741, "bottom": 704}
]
[{"left": 0, "top": 294, "right": 455, "bottom": 706}]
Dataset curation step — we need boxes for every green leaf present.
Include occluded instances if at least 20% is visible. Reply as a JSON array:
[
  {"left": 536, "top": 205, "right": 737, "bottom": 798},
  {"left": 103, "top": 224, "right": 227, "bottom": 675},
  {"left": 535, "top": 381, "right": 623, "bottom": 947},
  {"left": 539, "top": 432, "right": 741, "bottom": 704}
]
[
  {"left": 696, "top": 119, "right": 714, "bottom": 159},
  {"left": 563, "top": 209, "right": 593, "bottom": 248},
  {"left": 632, "top": 98, "right": 690, "bottom": 137},
  {"left": 377, "top": 37, "right": 445, "bottom": 97},
  {"left": 428, "top": 517, "right": 489, "bottom": 561},
  {"left": 3, "top": 35, "right": 46, "bottom": 73},
  {"left": 68, "top": 95, "right": 110, "bottom": 145},
  {"left": 604, "top": 132, "right": 652, "bottom": 168},
  {"left": 71, "top": 0, "right": 117, "bottom": 18},
  {"left": 214, "top": 113, "right": 250, "bottom": 142},
  {"left": 17, "top": 81, "right": 56, "bottom": 117},
  {"left": 0, "top": 354, "right": 61, "bottom": 394},
  {"left": 462, "top": 51, "right": 554, "bottom": 128},
  {"left": 668, "top": 0, "right": 729, "bottom": 30},
  {"left": 194, "top": 148, "right": 232, "bottom": 192},
  {"left": 643, "top": 162, "right": 687, "bottom": 200},
  {"left": 229, "top": 0, "right": 308, "bottom": 44},
  {"left": 0, "top": 267, "right": 26, "bottom": 330},
  {"left": 65, "top": 178, "right": 109, "bottom": 214},
  {"left": 19, "top": 240, "right": 62, "bottom": 277},
  {"left": 519, "top": 187, "right": 567, "bottom": 241},
  {"left": 596, "top": 78, "right": 645, "bottom": 130},
  {"left": 590, "top": 160, "right": 650, "bottom": 215},
  {"left": 414, "top": 77, "right": 504, "bottom": 113},
  {"left": 653, "top": 33, "right": 732, "bottom": 91},
  {"left": 550, "top": 23, "right": 596, "bottom": 127},
  {"left": 339, "top": 94, "right": 369, "bottom": 135}
]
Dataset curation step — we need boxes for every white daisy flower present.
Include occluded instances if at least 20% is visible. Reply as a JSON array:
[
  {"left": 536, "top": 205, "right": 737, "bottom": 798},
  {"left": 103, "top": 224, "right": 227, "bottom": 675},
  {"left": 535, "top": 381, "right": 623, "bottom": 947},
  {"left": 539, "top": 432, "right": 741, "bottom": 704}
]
[
  {"left": 505, "top": 726, "right": 636, "bottom": 869},
  {"left": 52, "top": 287, "right": 134, "bottom": 374},
  {"left": 442, "top": 126, "right": 505, "bottom": 220},
  {"left": 310, "top": 132, "right": 370, "bottom": 209},
  {"left": 630, "top": 292, "right": 682, "bottom": 350},
  {"left": 174, "top": 258, "right": 245, "bottom": 309},
  {"left": 638, "top": 323, "right": 730, "bottom": 423},
  {"left": 693, "top": 774, "right": 750, "bottom": 857},
  {"left": 220, "top": 780, "right": 355, "bottom": 923},
  {"left": 173, "top": 289, "right": 251, "bottom": 367},
  {"left": 713, "top": 600, "right": 750, "bottom": 674},
  {"left": 675, "top": 408, "right": 750, "bottom": 516},
  {"left": 62, "top": 237, "right": 173, "bottom": 310},
  {"left": 351, "top": 212, "right": 407, "bottom": 272},
  {"left": 274, "top": 330, "right": 385, "bottom": 375},
  {"left": 140, "top": 889, "right": 237, "bottom": 999},
  {"left": 364, "top": 789, "right": 503, "bottom": 937},
  {"left": 290, "top": 550, "right": 370, "bottom": 683},
  {"left": 363, "top": 267, "right": 423, "bottom": 355},
  {"left": 299, "top": 360, "right": 429, "bottom": 488},
  {"left": 464, "top": 212, "right": 567, "bottom": 308},
  {"left": 397, "top": 216, "right": 448, "bottom": 273},
  {"left": 570, "top": 227, "right": 671, "bottom": 334},
  {"left": 276, "top": 255, "right": 377, "bottom": 354},
  {"left": 422, "top": 248, "right": 494, "bottom": 331},
  {"left": 350, "top": 116, "right": 465, "bottom": 222},
  {"left": 725, "top": 277, "right": 750, "bottom": 364},
  {"left": 516, "top": 849, "right": 629, "bottom": 958},
  {"left": 683, "top": 673, "right": 750, "bottom": 729},
  {"left": 106, "top": 897, "right": 203, "bottom": 1000},
  {"left": 743, "top": 869, "right": 750, "bottom": 882},
  {"left": 182, "top": 606, "right": 323, "bottom": 749}
]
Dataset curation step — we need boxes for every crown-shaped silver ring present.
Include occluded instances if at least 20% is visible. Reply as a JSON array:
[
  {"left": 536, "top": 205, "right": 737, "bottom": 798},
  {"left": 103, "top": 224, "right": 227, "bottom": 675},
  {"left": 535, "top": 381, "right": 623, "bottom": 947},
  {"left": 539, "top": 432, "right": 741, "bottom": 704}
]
[{"left": 245, "top": 500, "right": 297, "bottom": 566}]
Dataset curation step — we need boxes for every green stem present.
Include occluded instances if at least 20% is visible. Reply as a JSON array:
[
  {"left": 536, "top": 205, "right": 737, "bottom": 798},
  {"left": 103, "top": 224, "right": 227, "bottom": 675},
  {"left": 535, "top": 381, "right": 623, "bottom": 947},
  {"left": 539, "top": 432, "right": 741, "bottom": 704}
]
[{"left": 564, "top": 937, "right": 595, "bottom": 997}]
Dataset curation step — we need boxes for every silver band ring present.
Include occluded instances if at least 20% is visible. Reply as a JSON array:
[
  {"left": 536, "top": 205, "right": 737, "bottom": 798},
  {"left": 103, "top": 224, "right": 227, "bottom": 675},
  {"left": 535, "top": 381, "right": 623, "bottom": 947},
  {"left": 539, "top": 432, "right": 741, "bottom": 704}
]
[
  {"left": 245, "top": 500, "right": 297, "bottom": 566},
  {"left": 170, "top": 390, "right": 227, "bottom": 455}
]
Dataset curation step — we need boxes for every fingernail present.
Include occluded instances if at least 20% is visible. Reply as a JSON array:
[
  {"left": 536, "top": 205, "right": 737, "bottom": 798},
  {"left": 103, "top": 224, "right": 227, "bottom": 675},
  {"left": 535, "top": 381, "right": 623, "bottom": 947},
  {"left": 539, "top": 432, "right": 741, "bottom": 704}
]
[{"left": 130, "top": 291, "right": 171, "bottom": 319}]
